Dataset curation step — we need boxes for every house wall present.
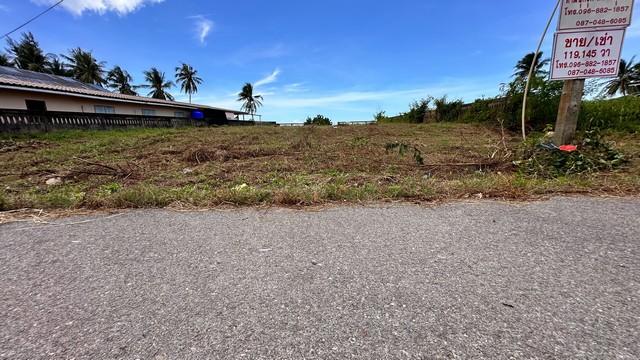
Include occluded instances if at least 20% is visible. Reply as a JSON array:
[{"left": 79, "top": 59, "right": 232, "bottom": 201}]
[{"left": 0, "top": 89, "right": 190, "bottom": 117}]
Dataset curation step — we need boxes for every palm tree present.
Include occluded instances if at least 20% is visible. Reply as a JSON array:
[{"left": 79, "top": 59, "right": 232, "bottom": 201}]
[
  {"left": 106, "top": 66, "right": 138, "bottom": 95},
  {"left": 143, "top": 68, "right": 174, "bottom": 100},
  {"left": 601, "top": 57, "right": 639, "bottom": 97},
  {"left": 6, "top": 32, "right": 48, "bottom": 72},
  {"left": 175, "top": 63, "right": 202, "bottom": 103},
  {"left": 63, "top": 48, "right": 105, "bottom": 85},
  {"left": 46, "top": 55, "right": 71, "bottom": 76},
  {"left": 237, "top": 83, "right": 263, "bottom": 120},
  {"left": 514, "top": 51, "right": 550, "bottom": 80},
  {"left": 0, "top": 53, "right": 12, "bottom": 67}
]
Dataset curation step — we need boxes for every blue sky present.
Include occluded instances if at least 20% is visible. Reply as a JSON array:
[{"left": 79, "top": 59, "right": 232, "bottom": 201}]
[{"left": 1, "top": 0, "right": 639, "bottom": 122}]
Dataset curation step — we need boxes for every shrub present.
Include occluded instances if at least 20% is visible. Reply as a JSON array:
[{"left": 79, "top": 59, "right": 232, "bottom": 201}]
[
  {"left": 434, "top": 96, "right": 464, "bottom": 122},
  {"left": 305, "top": 115, "right": 332, "bottom": 126},
  {"left": 515, "top": 129, "right": 627, "bottom": 178},
  {"left": 580, "top": 96, "right": 640, "bottom": 132}
]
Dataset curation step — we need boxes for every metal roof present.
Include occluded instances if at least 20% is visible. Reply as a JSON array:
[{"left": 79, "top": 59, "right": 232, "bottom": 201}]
[{"left": 0, "top": 66, "right": 246, "bottom": 114}]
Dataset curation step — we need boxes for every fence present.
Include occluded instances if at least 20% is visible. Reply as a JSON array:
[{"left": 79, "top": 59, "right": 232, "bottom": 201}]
[{"left": 0, "top": 110, "right": 202, "bottom": 133}]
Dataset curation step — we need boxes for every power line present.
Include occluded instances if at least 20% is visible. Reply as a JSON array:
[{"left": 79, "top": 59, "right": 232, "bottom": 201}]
[{"left": 1, "top": 0, "right": 65, "bottom": 40}]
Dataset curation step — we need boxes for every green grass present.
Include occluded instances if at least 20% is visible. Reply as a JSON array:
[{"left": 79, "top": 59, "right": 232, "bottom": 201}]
[{"left": 1, "top": 123, "right": 638, "bottom": 210}]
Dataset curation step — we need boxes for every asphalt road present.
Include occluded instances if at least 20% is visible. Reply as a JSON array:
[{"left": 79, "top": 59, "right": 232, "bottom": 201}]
[{"left": 1, "top": 197, "right": 639, "bottom": 359}]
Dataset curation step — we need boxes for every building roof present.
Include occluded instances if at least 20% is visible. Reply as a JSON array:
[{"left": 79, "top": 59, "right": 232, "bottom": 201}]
[{"left": 0, "top": 66, "right": 246, "bottom": 114}]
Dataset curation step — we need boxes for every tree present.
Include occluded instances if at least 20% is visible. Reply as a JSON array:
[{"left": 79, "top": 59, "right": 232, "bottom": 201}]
[
  {"left": 175, "top": 63, "right": 202, "bottom": 103},
  {"left": 405, "top": 97, "right": 432, "bottom": 123},
  {"left": 106, "top": 66, "right": 138, "bottom": 95},
  {"left": 434, "top": 96, "right": 464, "bottom": 122},
  {"left": 600, "top": 57, "right": 639, "bottom": 97},
  {"left": 237, "top": 83, "right": 263, "bottom": 120},
  {"left": 0, "top": 53, "right": 12, "bottom": 67},
  {"left": 304, "top": 114, "right": 332, "bottom": 126},
  {"left": 6, "top": 32, "right": 48, "bottom": 72},
  {"left": 46, "top": 55, "right": 71, "bottom": 76},
  {"left": 514, "top": 52, "right": 550, "bottom": 80},
  {"left": 63, "top": 48, "right": 105, "bottom": 85},
  {"left": 143, "top": 68, "right": 174, "bottom": 100}
]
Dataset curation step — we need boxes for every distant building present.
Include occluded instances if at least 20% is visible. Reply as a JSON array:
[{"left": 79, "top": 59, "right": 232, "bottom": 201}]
[{"left": 0, "top": 66, "right": 248, "bottom": 130}]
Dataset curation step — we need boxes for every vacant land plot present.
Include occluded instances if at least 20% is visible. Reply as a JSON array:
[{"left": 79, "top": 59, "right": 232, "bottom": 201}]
[{"left": 0, "top": 124, "right": 638, "bottom": 210}]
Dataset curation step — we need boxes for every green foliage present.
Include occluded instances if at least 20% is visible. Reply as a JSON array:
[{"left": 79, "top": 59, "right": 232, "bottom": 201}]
[
  {"left": 385, "top": 142, "right": 424, "bottom": 165},
  {"left": 516, "top": 129, "right": 627, "bottom": 178},
  {"left": 434, "top": 96, "right": 464, "bottom": 122},
  {"left": 501, "top": 77, "right": 564, "bottom": 131},
  {"left": 175, "top": 63, "right": 203, "bottom": 103},
  {"left": 0, "top": 53, "right": 12, "bottom": 67},
  {"left": 513, "top": 52, "right": 550, "bottom": 80},
  {"left": 6, "top": 32, "right": 48, "bottom": 72},
  {"left": 107, "top": 66, "right": 138, "bottom": 95},
  {"left": 305, "top": 114, "right": 332, "bottom": 126},
  {"left": 580, "top": 96, "right": 640, "bottom": 132},
  {"left": 373, "top": 111, "right": 388, "bottom": 123},
  {"left": 63, "top": 48, "right": 106, "bottom": 85},
  {"left": 380, "top": 98, "right": 432, "bottom": 123},
  {"left": 458, "top": 98, "right": 503, "bottom": 123},
  {"left": 404, "top": 98, "right": 432, "bottom": 123},
  {"left": 599, "top": 57, "right": 639, "bottom": 97},
  {"left": 237, "top": 83, "right": 263, "bottom": 117},
  {"left": 143, "top": 68, "right": 175, "bottom": 100}
]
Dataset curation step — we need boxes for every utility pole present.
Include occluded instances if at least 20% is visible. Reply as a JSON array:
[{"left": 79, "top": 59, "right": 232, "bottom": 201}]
[
  {"left": 553, "top": 79, "right": 584, "bottom": 145},
  {"left": 548, "top": 0, "right": 633, "bottom": 145}
]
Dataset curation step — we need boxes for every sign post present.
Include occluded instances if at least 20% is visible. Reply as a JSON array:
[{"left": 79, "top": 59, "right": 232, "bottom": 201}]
[{"left": 551, "top": 0, "right": 634, "bottom": 145}]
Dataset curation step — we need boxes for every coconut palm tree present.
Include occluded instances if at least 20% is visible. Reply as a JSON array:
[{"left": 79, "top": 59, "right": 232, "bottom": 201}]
[
  {"left": 143, "top": 68, "right": 174, "bottom": 100},
  {"left": 514, "top": 51, "right": 550, "bottom": 80},
  {"left": 175, "top": 63, "right": 202, "bottom": 103},
  {"left": 600, "top": 57, "right": 639, "bottom": 97},
  {"left": 106, "top": 66, "right": 138, "bottom": 95},
  {"left": 6, "top": 32, "right": 48, "bottom": 72},
  {"left": 46, "top": 55, "right": 71, "bottom": 76},
  {"left": 237, "top": 83, "right": 263, "bottom": 120},
  {"left": 0, "top": 53, "right": 12, "bottom": 67},
  {"left": 63, "top": 48, "right": 105, "bottom": 85}
]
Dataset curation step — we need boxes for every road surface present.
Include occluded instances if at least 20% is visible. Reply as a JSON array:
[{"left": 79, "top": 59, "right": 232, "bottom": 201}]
[{"left": 1, "top": 197, "right": 639, "bottom": 359}]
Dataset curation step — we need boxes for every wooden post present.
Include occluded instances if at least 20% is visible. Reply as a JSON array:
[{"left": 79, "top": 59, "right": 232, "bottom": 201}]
[{"left": 553, "top": 79, "right": 585, "bottom": 145}]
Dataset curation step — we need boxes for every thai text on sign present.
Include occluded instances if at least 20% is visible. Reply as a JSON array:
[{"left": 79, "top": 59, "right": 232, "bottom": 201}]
[
  {"left": 558, "top": 0, "right": 634, "bottom": 30},
  {"left": 550, "top": 29, "right": 625, "bottom": 79}
]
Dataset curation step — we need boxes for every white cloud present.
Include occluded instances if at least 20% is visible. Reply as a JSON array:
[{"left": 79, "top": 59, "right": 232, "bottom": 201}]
[
  {"left": 192, "top": 15, "right": 213, "bottom": 44},
  {"left": 33, "top": 0, "right": 164, "bottom": 16},
  {"left": 284, "top": 83, "right": 308, "bottom": 93},
  {"left": 190, "top": 75, "right": 502, "bottom": 123},
  {"left": 0, "top": 4, "right": 9, "bottom": 12},
  {"left": 254, "top": 68, "right": 281, "bottom": 87}
]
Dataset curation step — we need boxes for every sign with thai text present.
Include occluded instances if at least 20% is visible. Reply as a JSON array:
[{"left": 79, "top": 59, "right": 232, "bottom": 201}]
[
  {"left": 558, "top": 0, "right": 634, "bottom": 31},
  {"left": 550, "top": 29, "right": 625, "bottom": 79}
]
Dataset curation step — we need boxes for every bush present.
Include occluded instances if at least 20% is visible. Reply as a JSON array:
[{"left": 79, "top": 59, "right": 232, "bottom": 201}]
[
  {"left": 459, "top": 98, "right": 503, "bottom": 123},
  {"left": 378, "top": 98, "right": 432, "bottom": 124},
  {"left": 515, "top": 129, "right": 627, "bottom": 178},
  {"left": 434, "top": 96, "right": 464, "bottom": 122},
  {"left": 305, "top": 115, "right": 332, "bottom": 126},
  {"left": 580, "top": 96, "right": 640, "bottom": 132}
]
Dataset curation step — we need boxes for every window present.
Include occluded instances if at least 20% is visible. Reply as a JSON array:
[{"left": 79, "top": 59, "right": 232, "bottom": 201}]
[
  {"left": 94, "top": 105, "right": 115, "bottom": 114},
  {"left": 25, "top": 100, "right": 47, "bottom": 112},
  {"left": 142, "top": 109, "right": 156, "bottom": 116},
  {"left": 174, "top": 111, "right": 187, "bottom": 118}
]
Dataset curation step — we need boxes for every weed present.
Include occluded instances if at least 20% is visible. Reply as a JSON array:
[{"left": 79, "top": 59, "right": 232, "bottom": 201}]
[
  {"left": 385, "top": 142, "right": 424, "bottom": 165},
  {"left": 516, "top": 129, "right": 628, "bottom": 178}
]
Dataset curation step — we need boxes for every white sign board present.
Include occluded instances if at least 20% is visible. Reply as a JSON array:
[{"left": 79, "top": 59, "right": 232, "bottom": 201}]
[
  {"left": 551, "top": 29, "right": 625, "bottom": 80},
  {"left": 558, "top": 0, "right": 634, "bottom": 31}
]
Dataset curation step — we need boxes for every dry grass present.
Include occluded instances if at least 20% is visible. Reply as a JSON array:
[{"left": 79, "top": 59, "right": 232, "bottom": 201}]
[{"left": 0, "top": 123, "right": 638, "bottom": 211}]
